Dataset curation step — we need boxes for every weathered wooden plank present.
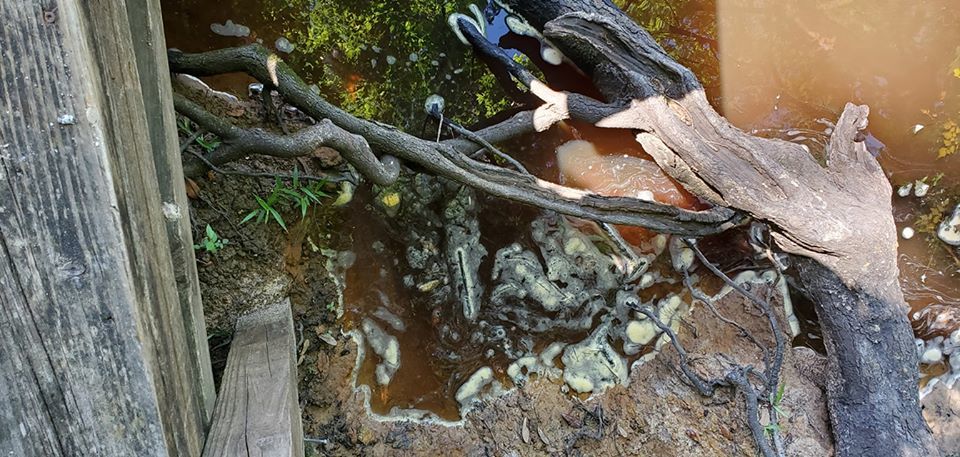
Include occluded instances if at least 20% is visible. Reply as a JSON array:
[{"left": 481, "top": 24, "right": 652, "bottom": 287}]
[
  {"left": 0, "top": 0, "right": 211, "bottom": 455},
  {"left": 127, "top": 0, "right": 217, "bottom": 420},
  {"left": 202, "top": 299, "right": 303, "bottom": 457}
]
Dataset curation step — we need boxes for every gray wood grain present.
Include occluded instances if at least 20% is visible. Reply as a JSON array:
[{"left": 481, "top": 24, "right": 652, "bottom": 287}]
[
  {"left": 127, "top": 0, "right": 217, "bottom": 421},
  {"left": 202, "top": 299, "right": 303, "bottom": 457},
  {"left": 0, "top": 0, "right": 211, "bottom": 455}
]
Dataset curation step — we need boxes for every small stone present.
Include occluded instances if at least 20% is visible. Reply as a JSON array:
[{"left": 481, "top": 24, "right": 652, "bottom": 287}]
[
  {"left": 625, "top": 319, "right": 657, "bottom": 345},
  {"left": 319, "top": 332, "right": 337, "bottom": 346},
  {"left": 386, "top": 55, "right": 397, "bottom": 65},
  {"left": 913, "top": 124, "right": 925, "bottom": 134},
  {"left": 455, "top": 366, "right": 494, "bottom": 405},
  {"left": 901, "top": 227, "right": 915, "bottom": 239},
  {"left": 897, "top": 183, "right": 913, "bottom": 197},
  {"left": 275, "top": 37, "right": 295, "bottom": 53},
  {"left": 541, "top": 46, "right": 563, "bottom": 65},
  {"left": 921, "top": 347, "right": 943, "bottom": 364},
  {"left": 914, "top": 180, "right": 930, "bottom": 197},
  {"left": 639, "top": 273, "right": 655, "bottom": 289},
  {"left": 210, "top": 19, "right": 250, "bottom": 37},
  {"left": 424, "top": 94, "right": 445, "bottom": 115},
  {"left": 57, "top": 114, "right": 75, "bottom": 125},
  {"left": 357, "top": 425, "right": 377, "bottom": 445}
]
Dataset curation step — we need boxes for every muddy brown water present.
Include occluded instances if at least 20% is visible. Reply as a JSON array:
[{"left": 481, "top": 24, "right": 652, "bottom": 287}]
[{"left": 162, "top": 0, "right": 960, "bottom": 420}]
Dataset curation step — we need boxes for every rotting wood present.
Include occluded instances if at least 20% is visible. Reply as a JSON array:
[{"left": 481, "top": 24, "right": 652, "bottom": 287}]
[
  {"left": 202, "top": 299, "right": 303, "bottom": 457},
  {"left": 0, "top": 0, "right": 212, "bottom": 455}
]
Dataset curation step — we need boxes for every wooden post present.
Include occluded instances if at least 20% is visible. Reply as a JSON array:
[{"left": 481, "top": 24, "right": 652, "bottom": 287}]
[
  {"left": 202, "top": 300, "right": 304, "bottom": 457},
  {"left": 0, "top": 0, "right": 213, "bottom": 455}
]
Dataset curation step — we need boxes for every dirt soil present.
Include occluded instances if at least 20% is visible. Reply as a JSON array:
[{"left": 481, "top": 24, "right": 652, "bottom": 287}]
[{"left": 180, "top": 87, "right": 958, "bottom": 457}]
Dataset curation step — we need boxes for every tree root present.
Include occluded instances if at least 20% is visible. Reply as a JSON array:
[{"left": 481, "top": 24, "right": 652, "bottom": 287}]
[
  {"left": 168, "top": 45, "right": 742, "bottom": 236},
  {"left": 628, "top": 239, "right": 788, "bottom": 457},
  {"left": 174, "top": 93, "right": 400, "bottom": 185}
]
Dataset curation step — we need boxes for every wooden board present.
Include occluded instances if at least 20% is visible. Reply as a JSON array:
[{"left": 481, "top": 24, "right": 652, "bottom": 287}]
[
  {"left": 0, "top": 0, "right": 212, "bottom": 455},
  {"left": 202, "top": 299, "right": 303, "bottom": 457}
]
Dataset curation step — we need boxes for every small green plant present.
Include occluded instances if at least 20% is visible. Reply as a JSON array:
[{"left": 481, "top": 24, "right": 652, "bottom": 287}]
[
  {"left": 194, "top": 134, "right": 221, "bottom": 153},
  {"left": 177, "top": 116, "right": 221, "bottom": 153},
  {"left": 764, "top": 383, "right": 790, "bottom": 437},
  {"left": 241, "top": 169, "right": 329, "bottom": 231},
  {"left": 194, "top": 224, "right": 227, "bottom": 253}
]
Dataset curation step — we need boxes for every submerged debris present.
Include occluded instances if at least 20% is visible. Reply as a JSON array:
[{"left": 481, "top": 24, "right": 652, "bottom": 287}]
[
  {"left": 938, "top": 204, "right": 960, "bottom": 246},
  {"left": 210, "top": 19, "right": 250, "bottom": 38},
  {"left": 361, "top": 319, "right": 400, "bottom": 386},
  {"left": 920, "top": 329, "right": 960, "bottom": 398},
  {"left": 561, "top": 323, "right": 628, "bottom": 393},
  {"left": 275, "top": 37, "right": 295, "bottom": 53}
]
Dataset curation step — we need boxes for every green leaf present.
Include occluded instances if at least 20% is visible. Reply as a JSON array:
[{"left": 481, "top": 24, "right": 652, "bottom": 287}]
[
  {"left": 269, "top": 207, "right": 287, "bottom": 231},
  {"left": 292, "top": 167, "right": 301, "bottom": 189},
  {"left": 256, "top": 195, "right": 272, "bottom": 211},
  {"left": 279, "top": 188, "right": 304, "bottom": 201},
  {"left": 241, "top": 210, "right": 259, "bottom": 224},
  {"left": 205, "top": 224, "right": 218, "bottom": 242},
  {"left": 302, "top": 187, "right": 323, "bottom": 203}
]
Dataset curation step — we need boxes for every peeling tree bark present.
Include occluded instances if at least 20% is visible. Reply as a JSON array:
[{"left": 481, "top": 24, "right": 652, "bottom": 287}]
[{"left": 500, "top": 0, "right": 935, "bottom": 455}]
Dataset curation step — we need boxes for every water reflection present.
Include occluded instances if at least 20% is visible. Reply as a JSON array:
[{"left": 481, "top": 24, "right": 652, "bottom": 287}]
[{"left": 709, "top": 0, "right": 960, "bottom": 336}]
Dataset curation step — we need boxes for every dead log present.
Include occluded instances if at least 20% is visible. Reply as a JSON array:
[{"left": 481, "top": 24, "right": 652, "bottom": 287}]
[{"left": 498, "top": 0, "right": 935, "bottom": 455}]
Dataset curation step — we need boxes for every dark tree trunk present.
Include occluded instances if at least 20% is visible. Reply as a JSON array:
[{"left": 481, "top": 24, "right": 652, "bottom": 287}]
[{"left": 503, "top": 0, "right": 936, "bottom": 455}]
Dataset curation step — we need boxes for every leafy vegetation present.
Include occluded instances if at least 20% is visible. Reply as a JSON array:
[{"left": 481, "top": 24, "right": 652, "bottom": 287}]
[
  {"left": 241, "top": 170, "right": 329, "bottom": 231},
  {"left": 764, "top": 383, "right": 790, "bottom": 437},
  {"left": 177, "top": 115, "right": 222, "bottom": 153},
  {"left": 260, "top": 0, "right": 513, "bottom": 130},
  {"left": 938, "top": 119, "right": 959, "bottom": 159},
  {"left": 194, "top": 224, "right": 228, "bottom": 254}
]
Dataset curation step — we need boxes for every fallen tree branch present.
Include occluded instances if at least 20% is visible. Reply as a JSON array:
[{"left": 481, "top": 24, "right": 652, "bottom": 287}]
[
  {"left": 173, "top": 93, "right": 400, "bottom": 185},
  {"left": 167, "top": 45, "right": 743, "bottom": 236}
]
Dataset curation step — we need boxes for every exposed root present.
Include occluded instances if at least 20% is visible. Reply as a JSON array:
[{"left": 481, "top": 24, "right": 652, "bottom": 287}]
[
  {"left": 174, "top": 93, "right": 400, "bottom": 185},
  {"left": 167, "top": 45, "right": 742, "bottom": 236},
  {"left": 623, "top": 238, "right": 788, "bottom": 457}
]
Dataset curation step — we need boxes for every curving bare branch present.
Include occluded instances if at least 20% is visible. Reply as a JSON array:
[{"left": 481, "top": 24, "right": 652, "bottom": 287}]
[{"left": 167, "top": 45, "right": 743, "bottom": 236}]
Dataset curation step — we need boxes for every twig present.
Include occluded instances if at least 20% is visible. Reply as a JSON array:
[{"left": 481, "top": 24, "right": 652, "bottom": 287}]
[
  {"left": 630, "top": 304, "right": 722, "bottom": 397},
  {"left": 179, "top": 129, "right": 203, "bottom": 153},
  {"left": 683, "top": 270, "right": 767, "bottom": 362},
  {"left": 430, "top": 111, "right": 530, "bottom": 174},
  {"left": 685, "top": 238, "right": 784, "bottom": 399},
  {"left": 174, "top": 92, "right": 400, "bottom": 186}
]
